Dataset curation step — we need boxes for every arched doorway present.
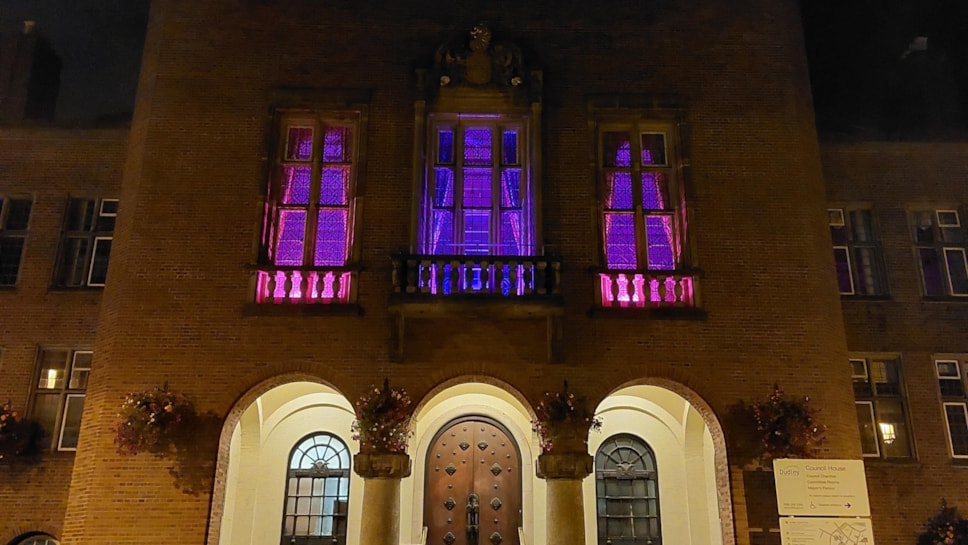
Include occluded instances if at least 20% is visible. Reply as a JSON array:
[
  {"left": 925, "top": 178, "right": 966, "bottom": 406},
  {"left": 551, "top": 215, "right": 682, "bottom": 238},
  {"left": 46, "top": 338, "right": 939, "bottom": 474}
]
[{"left": 424, "top": 417, "right": 522, "bottom": 545}]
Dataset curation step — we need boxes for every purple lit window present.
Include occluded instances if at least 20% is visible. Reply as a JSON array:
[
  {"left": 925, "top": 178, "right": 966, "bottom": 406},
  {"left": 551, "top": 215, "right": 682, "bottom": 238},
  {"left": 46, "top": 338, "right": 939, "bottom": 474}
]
[
  {"left": 640, "top": 133, "right": 666, "bottom": 165},
  {"left": 434, "top": 168, "right": 455, "bottom": 207},
  {"left": 275, "top": 210, "right": 307, "bottom": 266},
  {"left": 320, "top": 166, "right": 350, "bottom": 205},
  {"left": 833, "top": 247, "right": 854, "bottom": 294},
  {"left": 600, "top": 124, "right": 684, "bottom": 278},
  {"left": 438, "top": 130, "right": 455, "bottom": 164},
  {"left": 281, "top": 166, "right": 311, "bottom": 204},
  {"left": 501, "top": 169, "right": 521, "bottom": 208},
  {"left": 464, "top": 128, "right": 492, "bottom": 165},
  {"left": 463, "top": 211, "right": 491, "bottom": 255},
  {"left": 500, "top": 211, "right": 522, "bottom": 255},
  {"left": 645, "top": 216, "right": 675, "bottom": 270},
  {"left": 604, "top": 213, "right": 637, "bottom": 269},
  {"left": 642, "top": 173, "right": 668, "bottom": 210},
  {"left": 323, "top": 126, "right": 352, "bottom": 163},
  {"left": 605, "top": 173, "right": 633, "bottom": 210},
  {"left": 315, "top": 209, "right": 348, "bottom": 266},
  {"left": 503, "top": 130, "right": 518, "bottom": 165},
  {"left": 463, "top": 168, "right": 492, "bottom": 207},
  {"left": 419, "top": 122, "right": 534, "bottom": 256},
  {"left": 269, "top": 119, "right": 356, "bottom": 271},
  {"left": 431, "top": 210, "right": 454, "bottom": 254},
  {"left": 286, "top": 127, "right": 313, "bottom": 161}
]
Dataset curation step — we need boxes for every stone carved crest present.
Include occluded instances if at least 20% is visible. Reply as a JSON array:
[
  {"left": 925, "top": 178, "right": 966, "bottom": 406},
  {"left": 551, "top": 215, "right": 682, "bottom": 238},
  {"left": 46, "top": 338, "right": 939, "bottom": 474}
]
[{"left": 431, "top": 24, "right": 535, "bottom": 95}]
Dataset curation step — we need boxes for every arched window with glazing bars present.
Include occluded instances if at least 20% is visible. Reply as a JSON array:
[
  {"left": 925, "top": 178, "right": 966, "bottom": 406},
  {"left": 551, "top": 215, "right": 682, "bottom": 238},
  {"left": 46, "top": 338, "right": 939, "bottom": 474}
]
[
  {"left": 281, "top": 433, "right": 351, "bottom": 545},
  {"left": 595, "top": 434, "right": 661, "bottom": 545}
]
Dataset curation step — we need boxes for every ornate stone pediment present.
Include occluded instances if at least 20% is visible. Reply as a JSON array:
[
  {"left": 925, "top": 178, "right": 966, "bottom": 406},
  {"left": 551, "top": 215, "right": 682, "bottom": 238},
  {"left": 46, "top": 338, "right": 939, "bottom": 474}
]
[{"left": 423, "top": 23, "right": 541, "bottom": 104}]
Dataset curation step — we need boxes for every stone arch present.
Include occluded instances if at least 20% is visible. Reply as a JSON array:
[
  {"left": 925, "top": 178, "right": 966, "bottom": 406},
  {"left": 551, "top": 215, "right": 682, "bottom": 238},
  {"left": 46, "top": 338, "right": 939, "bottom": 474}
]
[
  {"left": 206, "top": 373, "right": 357, "bottom": 545},
  {"left": 585, "top": 378, "right": 735, "bottom": 545},
  {"left": 404, "top": 377, "right": 541, "bottom": 545}
]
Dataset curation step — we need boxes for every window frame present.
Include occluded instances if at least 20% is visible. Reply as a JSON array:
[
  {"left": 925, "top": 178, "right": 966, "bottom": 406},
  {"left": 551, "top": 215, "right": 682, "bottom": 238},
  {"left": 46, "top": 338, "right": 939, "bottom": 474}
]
[
  {"left": 0, "top": 195, "right": 34, "bottom": 287},
  {"left": 29, "top": 348, "right": 91, "bottom": 452},
  {"left": 828, "top": 205, "right": 888, "bottom": 297},
  {"left": 594, "top": 433, "right": 662, "bottom": 545},
  {"left": 257, "top": 98, "right": 368, "bottom": 306},
  {"left": 935, "top": 356, "right": 968, "bottom": 458},
  {"left": 280, "top": 432, "right": 352, "bottom": 545},
  {"left": 910, "top": 208, "right": 968, "bottom": 297},
  {"left": 849, "top": 356, "right": 914, "bottom": 459},
  {"left": 419, "top": 113, "right": 536, "bottom": 257},
  {"left": 596, "top": 120, "right": 684, "bottom": 273},
  {"left": 54, "top": 197, "right": 118, "bottom": 288}
]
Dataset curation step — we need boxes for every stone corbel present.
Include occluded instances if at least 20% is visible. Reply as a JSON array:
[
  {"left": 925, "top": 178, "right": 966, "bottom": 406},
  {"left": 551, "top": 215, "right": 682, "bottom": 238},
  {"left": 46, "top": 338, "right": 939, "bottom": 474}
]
[
  {"left": 535, "top": 452, "right": 593, "bottom": 480},
  {"left": 354, "top": 452, "right": 412, "bottom": 479}
]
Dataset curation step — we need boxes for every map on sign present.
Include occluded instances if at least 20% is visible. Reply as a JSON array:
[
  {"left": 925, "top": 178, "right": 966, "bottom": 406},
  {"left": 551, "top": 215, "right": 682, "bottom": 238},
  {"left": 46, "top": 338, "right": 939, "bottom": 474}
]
[
  {"left": 773, "top": 459, "right": 871, "bottom": 517},
  {"left": 780, "top": 517, "right": 874, "bottom": 545}
]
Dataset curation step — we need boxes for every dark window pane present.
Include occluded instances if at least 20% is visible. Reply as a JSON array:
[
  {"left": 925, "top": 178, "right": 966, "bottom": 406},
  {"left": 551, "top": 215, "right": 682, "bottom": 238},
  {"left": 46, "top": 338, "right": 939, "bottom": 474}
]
[
  {"left": 88, "top": 238, "right": 112, "bottom": 285},
  {"left": 66, "top": 199, "right": 95, "bottom": 231},
  {"left": 285, "top": 126, "right": 314, "bottom": 161},
  {"left": 59, "top": 237, "right": 90, "bottom": 286},
  {"left": 603, "top": 132, "right": 632, "bottom": 167},
  {"left": 0, "top": 237, "right": 25, "bottom": 285},
  {"left": 855, "top": 403, "right": 879, "bottom": 456},
  {"left": 945, "top": 249, "right": 968, "bottom": 295},
  {"left": 640, "top": 133, "right": 666, "bottom": 165},
  {"left": 919, "top": 248, "right": 946, "bottom": 295},
  {"left": 945, "top": 404, "right": 968, "bottom": 456},
  {"left": 833, "top": 248, "right": 853, "bottom": 294},
  {"left": 503, "top": 129, "right": 518, "bottom": 165},
  {"left": 59, "top": 395, "right": 85, "bottom": 449},
  {"left": 5, "top": 199, "right": 32, "bottom": 230}
]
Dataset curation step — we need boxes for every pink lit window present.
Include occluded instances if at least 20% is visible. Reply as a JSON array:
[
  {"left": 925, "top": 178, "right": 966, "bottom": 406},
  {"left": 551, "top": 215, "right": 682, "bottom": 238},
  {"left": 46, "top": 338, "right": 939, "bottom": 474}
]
[
  {"left": 599, "top": 124, "right": 689, "bottom": 307},
  {"left": 260, "top": 114, "right": 358, "bottom": 303},
  {"left": 419, "top": 121, "right": 535, "bottom": 256}
]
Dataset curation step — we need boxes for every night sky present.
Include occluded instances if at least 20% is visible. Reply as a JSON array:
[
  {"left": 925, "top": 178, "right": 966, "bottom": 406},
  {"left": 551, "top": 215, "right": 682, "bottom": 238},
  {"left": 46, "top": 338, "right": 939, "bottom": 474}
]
[{"left": 2, "top": 0, "right": 966, "bottom": 136}]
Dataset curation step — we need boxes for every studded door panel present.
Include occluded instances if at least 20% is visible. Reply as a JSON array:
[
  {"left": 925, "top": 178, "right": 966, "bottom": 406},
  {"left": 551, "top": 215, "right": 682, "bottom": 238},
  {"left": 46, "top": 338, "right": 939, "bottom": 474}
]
[{"left": 425, "top": 420, "right": 521, "bottom": 545}]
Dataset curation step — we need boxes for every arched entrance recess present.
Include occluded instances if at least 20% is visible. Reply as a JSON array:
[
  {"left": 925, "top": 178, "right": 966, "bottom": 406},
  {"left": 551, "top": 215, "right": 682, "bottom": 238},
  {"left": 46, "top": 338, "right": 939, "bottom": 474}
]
[
  {"left": 584, "top": 384, "right": 733, "bottom": 545},
  {"left": 405, "top": 380, "right": 541, "bottom": 545},
  {"left": 212, "top": 381, "right": 362, "bottom": 545}
]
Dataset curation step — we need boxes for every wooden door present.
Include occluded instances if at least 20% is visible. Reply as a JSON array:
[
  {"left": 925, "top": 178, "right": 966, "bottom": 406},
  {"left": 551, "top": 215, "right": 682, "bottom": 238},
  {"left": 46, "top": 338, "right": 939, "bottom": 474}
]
[{"left": 425, "top": 418, "right": 521, "bottom": 545}]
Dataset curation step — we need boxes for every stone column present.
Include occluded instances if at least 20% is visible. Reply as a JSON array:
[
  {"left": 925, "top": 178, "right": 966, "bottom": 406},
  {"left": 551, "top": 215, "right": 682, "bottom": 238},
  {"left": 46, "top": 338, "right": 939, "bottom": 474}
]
[
  {"left": 537, "top": 451, "right": 593, "bottom": 545},
  {"left": 354, "top": 452, "right": 412, "bottom": 545}
]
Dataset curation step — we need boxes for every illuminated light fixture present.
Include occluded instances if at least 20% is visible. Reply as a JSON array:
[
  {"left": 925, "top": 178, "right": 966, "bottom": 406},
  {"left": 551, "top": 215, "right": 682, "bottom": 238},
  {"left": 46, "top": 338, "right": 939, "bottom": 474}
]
[{"left": 879, "top": 422, "right": 897, "bottom": 444}]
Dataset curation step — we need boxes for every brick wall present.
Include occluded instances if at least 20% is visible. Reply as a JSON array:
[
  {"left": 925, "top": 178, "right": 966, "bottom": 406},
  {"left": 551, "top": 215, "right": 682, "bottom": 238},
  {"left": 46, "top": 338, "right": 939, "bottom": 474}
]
[
  {"left": 823, "top": 141, "right": 968, "bottom": 545},
  {"left": 0, "top": 127, "right": 126, "bottom": 543}
]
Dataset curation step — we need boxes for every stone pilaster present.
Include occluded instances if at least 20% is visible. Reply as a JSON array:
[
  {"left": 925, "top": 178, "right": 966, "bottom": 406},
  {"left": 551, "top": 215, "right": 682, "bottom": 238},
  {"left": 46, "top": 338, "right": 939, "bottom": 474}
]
[
  {"left": 537, "top": 451, "right": 594, "bottom": 545},
  {"left": 354, "top": 452, "right": 412, "bottom": 545}
]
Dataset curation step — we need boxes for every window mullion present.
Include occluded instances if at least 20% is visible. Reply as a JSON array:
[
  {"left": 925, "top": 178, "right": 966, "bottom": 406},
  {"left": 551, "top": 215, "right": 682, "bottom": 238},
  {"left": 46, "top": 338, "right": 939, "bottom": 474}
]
[
  {"left": 305, "top": 120, "right": 324, "bottom": 267},
  {"left": 630, "top": 130, "right": 648, "bottom": 270},
  {"left": 491, "top": 125, "right": 501, "bottom": 254},
  {"left": 454, "top": 125, "right": 466, "bottom": 252}
]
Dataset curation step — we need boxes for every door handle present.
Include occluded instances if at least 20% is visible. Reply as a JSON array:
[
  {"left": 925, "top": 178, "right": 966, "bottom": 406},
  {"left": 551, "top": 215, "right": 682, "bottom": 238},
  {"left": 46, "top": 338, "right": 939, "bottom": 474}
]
[{"left": 466, "top": 493, "right": 480, "bottom": 545}]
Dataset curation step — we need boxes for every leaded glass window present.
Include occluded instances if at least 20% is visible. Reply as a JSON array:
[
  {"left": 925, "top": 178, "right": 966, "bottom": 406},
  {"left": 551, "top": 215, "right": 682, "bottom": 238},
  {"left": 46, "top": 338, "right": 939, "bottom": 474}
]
[
  {"left": 420, "top": 117, "right": 535, "bottom": 256},
  {"left": 281, "top": 433, "right": 351, "bottom": 545},
  {"left": 600, "top": 125, "right": 681, "bottom": 272},
  {"left": 595, "top": 434, "right": 661, "bottom": 545},
  {"left": 268, "top": 117, "right": 356, "bottom": 268}
]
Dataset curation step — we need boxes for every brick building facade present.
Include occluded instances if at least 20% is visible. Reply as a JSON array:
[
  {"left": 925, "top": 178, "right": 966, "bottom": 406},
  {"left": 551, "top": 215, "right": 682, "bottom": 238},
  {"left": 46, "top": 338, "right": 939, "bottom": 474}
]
[{"left": 0, "top": 1, "right": 965, "bottom": 544}]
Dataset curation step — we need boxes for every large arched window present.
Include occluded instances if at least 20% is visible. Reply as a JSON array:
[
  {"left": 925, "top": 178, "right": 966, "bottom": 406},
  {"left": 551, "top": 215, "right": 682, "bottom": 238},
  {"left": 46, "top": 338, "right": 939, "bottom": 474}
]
[
  {"left": 595, "top": 434, "right": 661, "bottom": 545},
  {"left": 281, "top": 433, "right": 351, "bottom": 545}
]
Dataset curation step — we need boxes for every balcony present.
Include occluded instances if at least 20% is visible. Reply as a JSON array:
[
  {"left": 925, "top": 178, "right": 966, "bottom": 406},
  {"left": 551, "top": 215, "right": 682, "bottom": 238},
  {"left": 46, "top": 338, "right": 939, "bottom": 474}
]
[
  {"left": 254, "top": 267, "right": 356, "bottom": 305},
  {"left": 597, "top": 270, "right": 700, "bottom": 310},
  {"left": 388, "top": 253, "right": 564, "bottom": 361}
]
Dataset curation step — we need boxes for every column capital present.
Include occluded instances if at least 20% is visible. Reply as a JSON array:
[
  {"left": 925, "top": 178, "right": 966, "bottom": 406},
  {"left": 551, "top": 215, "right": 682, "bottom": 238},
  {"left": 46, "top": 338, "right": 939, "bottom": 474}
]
[
  {"left": 354, "top": 452, "right": 412, "bottom": 479},
  {"left": 536, "top": 452, "right": 593, "bottom": 479}
]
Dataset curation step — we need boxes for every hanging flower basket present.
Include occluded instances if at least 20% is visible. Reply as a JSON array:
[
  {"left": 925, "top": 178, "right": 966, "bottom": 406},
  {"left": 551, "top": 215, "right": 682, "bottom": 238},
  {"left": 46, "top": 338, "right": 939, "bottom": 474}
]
[
  {"left": 918, "top": 500, "right": 968, "bottom": 545},
  {"left": 751, "top": 384, "right": 826, "bottom": 461},
  {"left": 113, "top": 384, "right": 195, "bottom": 456},
  {"left": 351, "top": 379, "right": 414, "bottom": 454},
  {"left": 0, "top": 400, "right": 42, "bottom": 462},
  {"left": 531, "top": 381, "right": 602, "bottom": 454}
]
